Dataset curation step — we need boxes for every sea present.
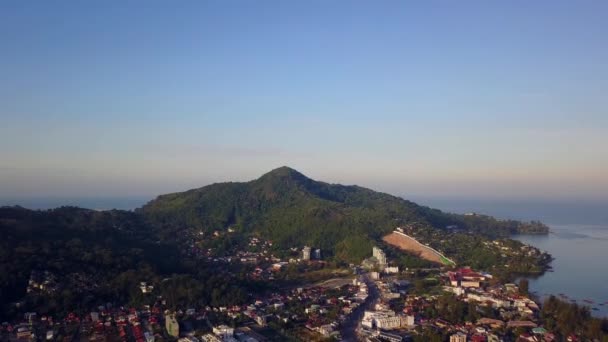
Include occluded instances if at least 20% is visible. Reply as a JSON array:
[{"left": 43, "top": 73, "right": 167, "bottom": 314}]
[
  {"left": 2, "top": 196, "right": 607, "bottom": 317},
  {"left": 413, "top": 197, "right": 608, "bottom": 318}
]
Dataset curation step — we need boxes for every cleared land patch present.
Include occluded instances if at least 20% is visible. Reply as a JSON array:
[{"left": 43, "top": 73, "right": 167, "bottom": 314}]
[{"left": 383, "top": 231, "right": 456, "bottom": 266}]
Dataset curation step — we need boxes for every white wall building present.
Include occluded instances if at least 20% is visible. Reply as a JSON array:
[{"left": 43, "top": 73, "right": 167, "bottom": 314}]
[
  {"left": 302, "top": 246, "right": 311, "bottom": 260},
  {"left": 372, "top": 247, "right": 387, "bottom": 268}
]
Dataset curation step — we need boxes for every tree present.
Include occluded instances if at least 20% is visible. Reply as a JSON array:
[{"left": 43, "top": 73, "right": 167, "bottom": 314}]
[{"left": 518, "top": 278, "right": 529, "bottom": 295}]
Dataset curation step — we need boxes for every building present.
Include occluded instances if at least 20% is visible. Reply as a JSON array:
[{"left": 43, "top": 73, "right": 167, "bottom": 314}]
[
  {"left": 375, "top": 315, "right": 401, "bottom": 330},
  {"left": 313, "top": 248, "right": 322, "bottom": 260},
  {"left": 361, "top": 310, "right": 403, "bottom": 330},
  {"left": 16, "top": 328, "right": 33, "bottom": 340},
  {"left": 213, "top": 325, "right": 234, "bottom": 339},
  {"left": 372, "top": 247, "right": 387, "bottom": 268},
  {"left": 140, "top": 282, "right": 154, "bottom": 293},
  {"left": 165, "top": 314, "right": 179, "bottom": 338},
  {"left": 178, "top": 338, "right": 200, "bottom": 342},
  {"left": 384, "top": 266, "right": 399, "bottom": 274},
  {"left": 256, "top": 315, "right": 267, "bottom": 327},
  {"left": 448, "top": 268, "right": 486, "bottom": 288},
  {"left": 486, "top": 333, "right": 500, "bottom": 342},
  {"left": 450, "top": 332, "right": 467, "bottom": 342},
  {"left": 401, "top": 315, "right": 415, "bottom": 327},
  {"left": 317, "top": 324, "right": 334, "bottom": 337},
  {"left": 302, "top": 246, "right": 311, "bottom": 260},
  {"left": 201, "top": 335, "right": 222, "bottom": 342},
  {"left": 378, "top": 331, "right": 403, "bottom": 342}
]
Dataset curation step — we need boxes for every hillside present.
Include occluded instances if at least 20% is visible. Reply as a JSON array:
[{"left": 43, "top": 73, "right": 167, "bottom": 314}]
[
  {"left": 139, "top": 166, "right": 548, "bottom": 262},
  {"left": 0, "top": 206, "right": 251, "bottom": 320},
  {"left": 383, "top": 231, "right": 455, "bottom": 266}
]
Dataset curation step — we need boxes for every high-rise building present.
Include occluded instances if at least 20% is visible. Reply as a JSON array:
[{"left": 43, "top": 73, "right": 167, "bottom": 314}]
[
  {"left": 372, "top": 246, "right": 387, "bottom": 268},
  {"left": 313, "top": 248, "right": 322, "bottom": 260},
  {"left": 302, "top": 246, "right": 311, "bottom": 260}
]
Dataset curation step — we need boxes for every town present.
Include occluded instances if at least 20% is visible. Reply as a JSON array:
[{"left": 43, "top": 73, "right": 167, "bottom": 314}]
[{"left": 1, "top": 230, "right": 572, "bottom": 342}]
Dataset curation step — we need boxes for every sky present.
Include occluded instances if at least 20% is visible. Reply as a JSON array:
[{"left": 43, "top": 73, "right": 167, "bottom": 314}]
[{"left": 1, "top": 1, "right": 607, "bottom": 202}]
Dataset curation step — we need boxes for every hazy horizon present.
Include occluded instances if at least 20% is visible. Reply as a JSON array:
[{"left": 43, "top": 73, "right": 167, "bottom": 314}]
[
  {"left": 2, "top": 1, "right": 607, "bottom": 200},
  {"left": 2, "top": 182, "right": 607, "bottom": 226}
]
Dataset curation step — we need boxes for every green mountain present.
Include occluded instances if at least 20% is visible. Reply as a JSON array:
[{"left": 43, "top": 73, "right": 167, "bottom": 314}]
[
  {"left": 0, "top": 206, "right": 249, "bottom": 319},
  {"left": 139, "top": 166, "right": 548, "bottom": 261}
]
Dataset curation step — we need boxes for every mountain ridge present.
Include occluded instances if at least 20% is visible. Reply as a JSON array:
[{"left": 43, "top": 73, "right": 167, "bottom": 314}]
[{"left": 138, "top": 166, "right": 549, "bottom": 262}]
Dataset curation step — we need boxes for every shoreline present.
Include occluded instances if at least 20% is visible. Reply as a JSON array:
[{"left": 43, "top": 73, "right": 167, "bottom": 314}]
[{"left": 513, "top": 225, "right": 608, "bottom": 318}]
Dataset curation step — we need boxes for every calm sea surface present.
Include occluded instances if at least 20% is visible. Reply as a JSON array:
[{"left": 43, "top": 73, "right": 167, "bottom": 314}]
[
  {"left": 514, "top": 224, "right": 608, "bottom": 318},
  {"left": 413, "top": 197, "right": 608, "bottom": 318}
]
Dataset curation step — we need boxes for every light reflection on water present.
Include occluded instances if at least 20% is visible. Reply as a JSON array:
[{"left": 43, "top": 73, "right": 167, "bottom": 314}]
[{"left": 514, "top": 224, "right": 608, "bottom": 318}]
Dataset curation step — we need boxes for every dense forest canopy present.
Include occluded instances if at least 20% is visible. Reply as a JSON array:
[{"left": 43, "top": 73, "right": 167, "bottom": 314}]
[{"left": 0, "top": 206, "right": 251, "bottom": 320}]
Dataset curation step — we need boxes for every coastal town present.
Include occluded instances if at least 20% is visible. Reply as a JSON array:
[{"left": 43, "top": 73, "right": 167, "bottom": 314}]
[
  {"left": 3, "top": 0, "right": 608, "bottom": 339},
  {"left": 1, "top": 226, "right": 586, "bottom": 342}
]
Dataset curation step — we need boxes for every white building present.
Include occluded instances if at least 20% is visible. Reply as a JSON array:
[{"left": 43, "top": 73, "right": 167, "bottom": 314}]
[
  {"left": 313, "top": 249, "right": 322, "bottom": 259},
  {"left": 402, "top": 315, "right": 415, "bottom": 327},
  {"left": 450, "top": 332, "right": 467, "bottom": 342},
  {"left": 372, "top": 247, "right": 387, "bottom": 268},
  {"left": 212, "top": 325, "right": 234, "bottom": 339},
  {"left": 302, "top": 246, "right": 311, "bottom": 260},
  {"left": 376, "top": 315, "right": 401, "bottom": 330},
  {"left": 361, "top": 310, "right": 403, "bottom": 330},
  {"left": 384, "top": 266, "right": 399, "bottom": 274}
]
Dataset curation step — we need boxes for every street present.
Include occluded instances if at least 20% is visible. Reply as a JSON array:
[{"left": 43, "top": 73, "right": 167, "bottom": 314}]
[{"left": 340, "top": 273, "right": 380, "bottom": 341}]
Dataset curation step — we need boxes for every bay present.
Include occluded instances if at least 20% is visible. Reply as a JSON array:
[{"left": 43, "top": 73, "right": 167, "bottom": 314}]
[
  {"left": 514, "top": 224, "right": 608, "bottom": 318},
  {"left": 413, "top": 197, "right": 608, "bottom": 318}
]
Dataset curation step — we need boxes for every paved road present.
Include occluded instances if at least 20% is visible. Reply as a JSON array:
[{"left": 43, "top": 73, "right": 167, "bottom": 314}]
[{"left": 340, "top": 273, "right": 380, "bottom": 341}]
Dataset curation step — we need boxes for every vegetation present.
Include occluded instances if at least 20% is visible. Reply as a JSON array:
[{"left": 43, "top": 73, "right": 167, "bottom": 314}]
[
  {"left": 420, "top": 208, "right": 550, "bottom": 237},
  {"left": 0, "top": 206, "right": 254, "bottom": 320},
  {"left": 139, "top": 166, "right": 548, "bottom": 261},
  {"left": 541, "top": 295, "right": 608, "bottom": 340}
]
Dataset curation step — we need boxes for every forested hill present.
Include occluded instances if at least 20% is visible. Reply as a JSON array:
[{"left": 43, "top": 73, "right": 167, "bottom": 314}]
[
  {"left": 139, "top": 166, "right": 548, "bottom": 258},
  {"left": 0, "top": 206, "right": 250, "bottom": 319}
]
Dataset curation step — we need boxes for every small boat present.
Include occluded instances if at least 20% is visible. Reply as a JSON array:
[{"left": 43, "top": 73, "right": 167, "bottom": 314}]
[{"left": 592, "top": 308, "right": 599, "bottom": 311}]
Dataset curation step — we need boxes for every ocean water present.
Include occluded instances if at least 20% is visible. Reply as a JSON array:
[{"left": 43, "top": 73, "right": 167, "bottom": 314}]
[
  {"left": 515, "top": 224, "right": 608, "bottom": 318},
  {"left": 413, "top": 197, "right": 608, "bottom": 318}
]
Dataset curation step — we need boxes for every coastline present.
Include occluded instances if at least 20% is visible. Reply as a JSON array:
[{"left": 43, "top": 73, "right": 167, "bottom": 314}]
[{"left": 513, "top": 224, "right": 608, "bottom": 318}]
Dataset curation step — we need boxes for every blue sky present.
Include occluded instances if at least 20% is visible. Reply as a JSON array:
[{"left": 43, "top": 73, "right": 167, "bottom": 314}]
[{"left": 1, "top": 1, "right": 607, "bottom": 200}]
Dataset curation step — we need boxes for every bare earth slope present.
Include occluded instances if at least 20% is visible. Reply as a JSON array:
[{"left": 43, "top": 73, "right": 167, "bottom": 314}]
[{"left": 382, "top": 231, "right": 455, "bottom": 266}]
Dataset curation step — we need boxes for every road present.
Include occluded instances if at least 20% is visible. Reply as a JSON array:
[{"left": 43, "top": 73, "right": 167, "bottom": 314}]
[{"left": 340, "top": 273, "right": 380, "bottom": 341}]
